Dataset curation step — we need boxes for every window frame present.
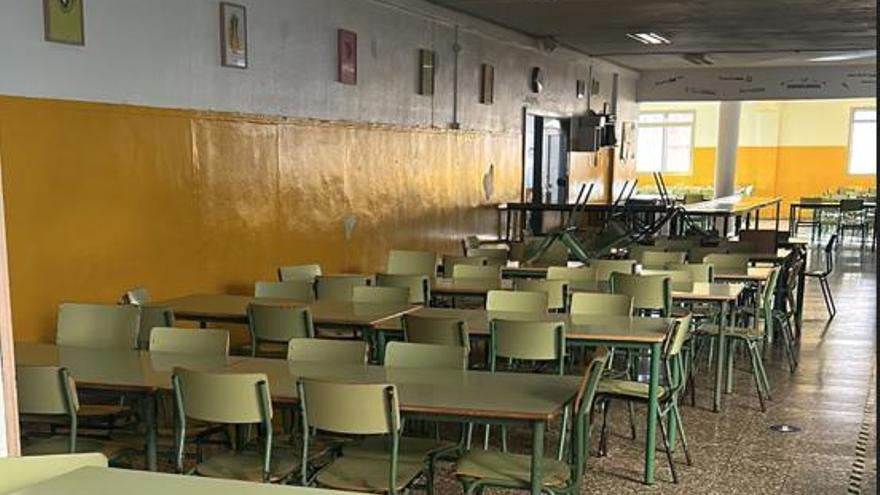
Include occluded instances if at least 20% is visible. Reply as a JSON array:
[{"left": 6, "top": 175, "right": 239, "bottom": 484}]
[
  {"left": 846, "top": 106, "right": 877, "bottom": 176},
  {"left": 635, "top": 110, "right": 696, "bottom": 175}
]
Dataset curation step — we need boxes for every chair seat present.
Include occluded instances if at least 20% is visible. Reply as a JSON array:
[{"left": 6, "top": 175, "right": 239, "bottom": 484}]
[
  {"left": 455, "top": 449, "right": 571, "bottom": 488},
  {"left": 342, "top": 435, "right": 456, "bottom": 462},
  {"left": 21, "top": 436, "right": 131, "bottom": 459},
  {"left": 195, "top": 449, "right": 299, "bottom": 483},
  {"left": 315, "top": 455, "right": 424, "bottom": 492},
  {"left": 597, "top": 379, "right": 669, "bottom": 400},
  {"left": 697, "top": 324, "right": 764, "bottom": 340}
]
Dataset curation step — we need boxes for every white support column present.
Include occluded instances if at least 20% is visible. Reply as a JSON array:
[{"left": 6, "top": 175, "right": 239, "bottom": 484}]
[{"left": 714, "top": 101, "right": 741, "bottom": 199}]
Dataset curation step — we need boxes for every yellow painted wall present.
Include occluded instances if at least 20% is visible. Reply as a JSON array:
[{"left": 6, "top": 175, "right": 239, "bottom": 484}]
[
  {"left": 637, "top": 98, "right": 876, "bottom": 214},
  {"left": 0, "top": 96, "right": 533, "bottom": 343}
]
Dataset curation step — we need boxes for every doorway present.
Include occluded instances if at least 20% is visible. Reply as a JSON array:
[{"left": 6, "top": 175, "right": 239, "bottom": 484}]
[{"left": 523, "top": 112, "right": 570, "bottom": 234}]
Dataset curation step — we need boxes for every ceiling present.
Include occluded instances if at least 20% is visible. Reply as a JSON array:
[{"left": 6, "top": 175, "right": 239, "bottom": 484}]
[{"left": 428, "top": 0, "right": 877, "bottom": 70}]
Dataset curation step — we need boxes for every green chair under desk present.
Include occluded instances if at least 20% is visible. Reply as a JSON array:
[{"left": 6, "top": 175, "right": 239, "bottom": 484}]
[
  {"left": 352, "top": 286, "right": 410, "bottom": 305},
  {"left": 254, "top": 281, "right": 316, "bottom": 301},
  {"left": 376, "top": 274, "right": 431, "bottom": 305},
  {"left": 278, "top": 263, "right": 323, "bottom": 282},
  {"left": 297, "top": 380, "right": 428, "bottom": 494},
  {"left": 386, "top": 250, "right": 436, "bottom": 279},
  {"left": 513, "top": 279, "right": 568, "bottom": 312},
  {"left": 245, "top": 305, "right": 315, "bottom": 358},
  {"left": 401, "top": 314, "right": 469, "bottom": 350},
  {"left": 455, "top": 347, "right": 610, "bottom": 495},
  {"left": 595, "top": 315, "right": 693, "bottom": 484}
]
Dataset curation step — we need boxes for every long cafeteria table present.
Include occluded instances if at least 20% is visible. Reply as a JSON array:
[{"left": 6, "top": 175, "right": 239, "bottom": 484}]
[{"left": 14, "top": 342, "right": 582, "bottom": 493}]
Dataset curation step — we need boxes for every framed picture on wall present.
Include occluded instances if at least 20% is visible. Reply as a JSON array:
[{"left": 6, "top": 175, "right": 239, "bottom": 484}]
[
  {"left": 480, "top": 64, "right": 494, "bottom": 104},
  {"left": 418, "top": 49, "right": 436, "bottom": 96},
  {"left": 220, "top": 2, "right": 248, "bottom": 69},
  {"left": 43, "top": 0, "right": 85, "bottom": 46},
  {"left": 576, "top": 79, "right": 586, "bottom": 99},
  {"left": 337, "top": 29, "right": 357, "bottom": 85}
]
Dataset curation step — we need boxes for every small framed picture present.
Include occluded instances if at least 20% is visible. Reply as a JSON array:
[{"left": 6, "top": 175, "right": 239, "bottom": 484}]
[
  {"left": 220, "top": 2, "right": 248, "bottom": 69},
  {"left": 418, "top": 49, "right": 436, "bottom": 96},
  {"left": 337, "top": 29, "right": 357, "bottom": 85},
  {"left": 576, "top": 79, "right": 586, "bottom": 99},
  {"left": 43, "top": 0, "right": 85, "bottom": 46},
  {"left": 480, "top": 64, "right": 495, "bottom": 104}
]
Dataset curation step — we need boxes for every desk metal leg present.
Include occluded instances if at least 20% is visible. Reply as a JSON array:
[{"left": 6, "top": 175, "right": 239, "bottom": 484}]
[
  {"left": 789, "top": 205, "right": 796, "bottom": 236},
  {"left": 143, "top": 393, "right": 158, "bottom": 471},
  {"left": 713, "top": 300, "right": 729, "bottom": 412},
  {"left": 775, "top": 202, "right": 780, "bottom": 233},
  {"left": 755, "top": 209, "right": 761, "bottom": 230},
  {"left": 644, "top": 341, "right": 661, "bottom": 484},
  {"left": 530, "top": 421, "right": 545, "bottom": 495},
  {"left": 795, "top": 252, "right": 806, "bottom": 337},
  {"left": 374, "top": 328, "right": 386, "bottom": 365}
]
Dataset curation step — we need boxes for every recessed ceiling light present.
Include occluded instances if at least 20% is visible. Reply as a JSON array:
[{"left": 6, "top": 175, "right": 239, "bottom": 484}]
[
  {"left": 626, "top": 32, "right": 671, "bottom": 45},
  {"left": 808, "top": 50, "right": 876, "bottom": 62}
]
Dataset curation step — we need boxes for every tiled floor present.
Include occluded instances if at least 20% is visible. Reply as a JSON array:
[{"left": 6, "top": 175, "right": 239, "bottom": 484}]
[{"left": 432, "top": 239, "right": 877, "bottom": 494}]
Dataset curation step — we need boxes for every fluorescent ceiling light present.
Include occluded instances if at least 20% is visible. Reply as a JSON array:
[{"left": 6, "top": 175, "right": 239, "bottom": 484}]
[
  {"left": 626, "top": 32, "right": 671, "bottom": 45},
  {"left": 808, "top": 50, "right": 876, "bottom": 62}
]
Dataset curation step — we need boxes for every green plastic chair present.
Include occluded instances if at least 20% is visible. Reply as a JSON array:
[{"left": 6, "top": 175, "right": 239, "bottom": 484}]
[
  {"left": 514, "top": 279, "right": 568, "bottom": 312},
  {"left": 569, "top": 293, "right": 633, "bottom": 316},
  {"left": 16, "top": 366, "right": 130, "bottom": 459},
  {"left": 0, "top": 453, "right": 108, "bottom": 494},
  {"left": 352, "top": 286, "right": 410, "bottom": 304},
  {"left": 384, "top": 341, "right": 468, "bottom": 370},
  {"left": 666, "top": 262, "right": 715, "bottom": 283},
  {"left": 466, "top": 248, "right": 509, "bottom": 266},
  {"left": 704, "top": 253, "right": 751, "bottom": 275},
  {"left": 610, "top": 273, "right": 672, "bottom": 317},
  {"left": 297, "top": 380, "right": 426, "bottom": 493},
  {"left": 134, "top": 305, "right": 174, "bottom": 350},
  {"left": 596, "top": 315, "right": 693, "bottom": 484},
  {"left": 638, "top": 250, "right": 687, "bottom": 270},
  {"left": 56, "top": 303, "right": 141, "bottom": 350},
  {"left": 277, "top": 264, "right": 322, "bottom": 282},
  {"left": 387, "top": 250, "right": 436, "bottom": 278},
  {"left": 149, "top": 327, "right": 229, "bottom": 356},
  {"left": 254, "top": 281, "right": 315, "bottom": 301},
  {"left": 591, "top": 259, "right": 636, "bottom": 282},
  {"left": 455, "top": 347, "right": 610, "bottom": 495},
  {"left": 687, "top": 246, "right": 728, "bottom": 263},
  {"left": 247, "top": 305, "right": 315, "bottom": 358},
  {"left": 546, "top": 265, "right": 597, "bottom": 291},
  {"left": 486, "top": 290, "right": 548, "bottom": 313},
  {"left": 286, "top": 338, "right": 367, "bottom": 364},
  {"left": 442, "top": 255, "right": 487, "bottom": 278},
  {"left": 376, "top": 273, "right": 431, "bottom": 304},
  {"left": 452, "top": 264, "right": 501, "bottom": 281},
  {"left": 489, "top": 319, "right": 566, "bottom": 374},
  {"left": 172, "top": 368, "right": 296, "bottom": 483},
  {"left": 402, "top": 314, "right": 469, "bottom": 350},
  {"left": 315, "top": 275, "right": 371, "bottom": 302}
]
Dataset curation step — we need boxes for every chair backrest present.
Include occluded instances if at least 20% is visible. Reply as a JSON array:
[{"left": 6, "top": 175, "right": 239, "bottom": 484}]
[
  {"left": 442, "top": 255, "right": 487, "bottom": 277},
  {"left": 738, "top": 230, "right": 777, "bottom": 255},
  {"left": 56, "top": 303, "right": 141, "bottom": 349},
  {"left": 149, "top": 327, "right": 229, "bottom": 356},
  {"left": 352, "top": 285, "right": 410, "bottom": 304},
  {"left": 568, "top": 346, "right": 611, "bottom": 485},
  {"left": 172, "top": 368, "right": 270, "bottom": 424},
  {"left": 683, "top": 193, "right": 704, "bottom": 204},
  {"left": 402, "top": 314, "right": 469, "bottom": 348},
  {"left": 687, "top": 246, "right": 728, "bottom": 263},
  {"left": 376, "top": 273, "right": 430, "bottom": 304},
  {"left": 0, "top": 454, "right": 108, "bottom": 494},
  {"left": 665, "top": 262, "right": 715, "bottom": 283},
  {"left": 134, "top": 305, "right": 174, "bottom": 350},
  {"left": 490, "top": 319, "right": 565, "bottom": 371},
  {"left": 254, "top": 280, "right": 315, "bottom": 301},
  {"left": 719, "top": 240, "right": 756, "bottom": 254},
  {"left": 638, "top": 250, "right": 687, "bottom": 269},
  {"left": 486, "top": 290, "right": 548, "bottom": 313},
  {"left": 315, "top": 275, "right": 370, "bottom": 301},
  {"left": 704, "top": 253, "right": 751, "bottom": 275},
  {"left": 643, "top": 269, "right": 693, "bottom": 290},
  {"left": 16, "top": 366, "right": 79, "bottom": 416},
  {"left": 758, "top": 268, "right": 781, "bottom": 324},
  {"left": 569, "top": 293, "right": 633, "bottom": 316},
  {"left": 122, "top": 287, "right": 151, "bottom": 305},
  {"left": 466, "top": 248, "right": 508, "bottom": 264},
  {"left": 546, "top": 266, "right": 597, "bottom": 290},
  {"left": 822, "top": 234, "right": 837, "bottom": 274},
  {"left": 247, "top": 305, "right": 314, "bottom": 351},
  {"left": 384, "top": 342, "right": 467, "bottom": 370},
  {"left": 610, "top": 273, "right": 672, "bottom": 316},
  {"left": 664, "top": 313, "right": 693, "bottom": 358},
  {"left": 277, "top": 264, "right": 323, "bottom": 282},
  {"left": 287, "top": 338, "right": 368, "bottom": 364},
  {"left": 298, "top": 379, "right": 399, "bottom": 435},
  {"left": 513, "top": 279, "right": 568, "bottom": 311},
  {"left": 386, "top": 250, "right": 436, "bottom": 278},
  {"left": 452, "top": 264, "right": 501, "bottom": 281},
  {"left": 591, "top": 259, "right": 636, "bottom": 282},
  {"left": 840, "top": 198, "right": 865, "bottom": 212}
]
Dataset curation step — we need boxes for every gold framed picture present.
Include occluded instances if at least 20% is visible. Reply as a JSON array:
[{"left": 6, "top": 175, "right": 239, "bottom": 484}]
[
  {"left": 43, "top": 0, "right": 85, "bottom": 46},
  {"left": 220, "top": 2, "right": 248, "bottom": 69}
]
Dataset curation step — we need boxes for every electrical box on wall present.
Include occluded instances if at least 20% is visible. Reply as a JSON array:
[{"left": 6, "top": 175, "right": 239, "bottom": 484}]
[{"left": 570, "top": 109, "right": 617, "bottom": 151}]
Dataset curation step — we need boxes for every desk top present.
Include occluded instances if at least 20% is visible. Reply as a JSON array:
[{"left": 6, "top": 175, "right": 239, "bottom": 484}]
[
  {"left": 683, "top": 196, "right": 780, "bottom": 215},
  {"left": 6, "top": 466, "right": 359, "bottom": 495},
  {"left": 228, "top": 359, "right": 580, "bottom": 421},
  {"left": 671, "top": 282, "right": 745, "bottom": 301},
  {"left": 159, "top": 295, "right": 417, "bottom": 327},
  {"left": 431, "top": 278, "right": 514, "bottom": 296}
]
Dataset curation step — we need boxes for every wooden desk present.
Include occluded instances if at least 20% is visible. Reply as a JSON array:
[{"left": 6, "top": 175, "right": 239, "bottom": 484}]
[
  {"left": 7, "top": 466, "right": 359, "bottom": 495},
  {"left": 683, "top": 195, "right": 781, "bottom": 236},
  {"left": 14, "top": 343, "right": 242, "bottom": 472}
]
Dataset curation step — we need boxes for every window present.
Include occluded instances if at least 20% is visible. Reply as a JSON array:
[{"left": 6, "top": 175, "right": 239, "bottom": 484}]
[
  {"left": 636, "top": 111, "right": 694, "bottom": 174},
  {"left": 848, "top": 108, "right": 876, "bottom": 175}
]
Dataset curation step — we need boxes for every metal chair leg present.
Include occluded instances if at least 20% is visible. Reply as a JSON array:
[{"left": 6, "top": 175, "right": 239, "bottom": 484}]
[
  {"left": 671, "top": 402, "right": 692, "bottom": 466},
  {"left": 656, "top": 413, "right": 679, "bottom": 484},
  {"left": 746, "top": 342, "right": 766, "bottom": 412}
]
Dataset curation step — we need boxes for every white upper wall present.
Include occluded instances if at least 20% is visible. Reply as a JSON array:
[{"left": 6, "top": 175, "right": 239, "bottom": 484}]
[
  {"left": 0, "top": 0, "right": 638, "bottom": 133},
  {"left": 637, "top": 65, "right": 876, "bottom": 102}
]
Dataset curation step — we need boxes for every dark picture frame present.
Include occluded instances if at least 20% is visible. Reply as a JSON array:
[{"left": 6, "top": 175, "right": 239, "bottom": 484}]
[
  {"left": 576, "top": 79, "right": 586, "bottom": 99},
  {"left": 220, "top": 2, "right": 248, "bottom": 69},
  {"left": 337, "top": 29, "right": 358, "bottom": 85},
  {"left": 418, "top": 49, "right": 436, "bottom": 96},
  {"left": 43, "top": 0, "right": 85, "bottom": 46},
  {"left": 480, "top": 64, "right": 495, "bottom": 104}
]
